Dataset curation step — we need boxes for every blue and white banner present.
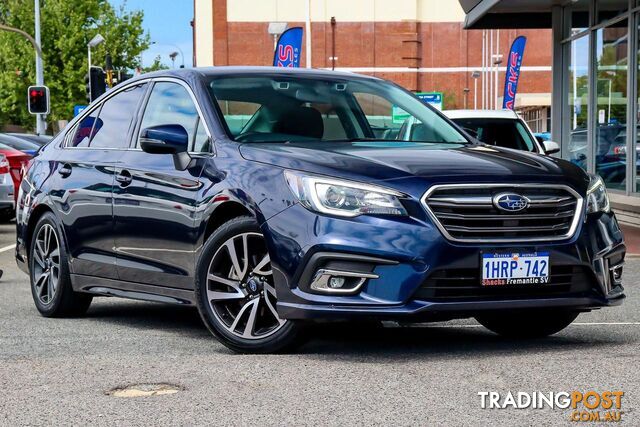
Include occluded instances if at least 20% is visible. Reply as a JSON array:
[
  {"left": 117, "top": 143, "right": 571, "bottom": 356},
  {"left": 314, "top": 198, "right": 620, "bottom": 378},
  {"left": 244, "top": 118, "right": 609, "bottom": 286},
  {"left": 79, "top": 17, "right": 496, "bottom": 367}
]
[
  {"left": 273, "top": 27, "right": 303, "bottom": 68},
  {"left": 502, "top": 36, "right": 527, "bottom": 110}
]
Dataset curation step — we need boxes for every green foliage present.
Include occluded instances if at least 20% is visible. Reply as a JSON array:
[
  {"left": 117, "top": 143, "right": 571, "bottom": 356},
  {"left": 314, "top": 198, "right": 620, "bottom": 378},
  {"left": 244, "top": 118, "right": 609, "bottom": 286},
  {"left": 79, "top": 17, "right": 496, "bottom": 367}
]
[
  {"left": 141, "top": 55, "right": 169, "bottom": 73},
  {"left": 0, "top": 0, "right": 149, "bottom": 129}
]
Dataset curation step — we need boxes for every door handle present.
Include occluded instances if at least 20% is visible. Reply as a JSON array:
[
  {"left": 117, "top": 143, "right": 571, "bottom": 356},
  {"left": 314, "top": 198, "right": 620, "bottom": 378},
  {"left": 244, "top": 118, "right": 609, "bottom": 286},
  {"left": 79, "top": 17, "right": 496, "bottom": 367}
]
[
  {"left": 58, "top": 163, "right": 72, "bottom": 178},
  {"left": 116, "top": 169, "right": 132, "bottom": 186}
]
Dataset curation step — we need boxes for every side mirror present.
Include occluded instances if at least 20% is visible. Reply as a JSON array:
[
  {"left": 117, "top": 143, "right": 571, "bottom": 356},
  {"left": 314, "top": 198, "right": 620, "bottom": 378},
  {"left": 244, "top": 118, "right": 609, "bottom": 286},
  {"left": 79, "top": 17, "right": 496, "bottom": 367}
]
[
  {"left": 542, "top": 140, "right": 560, "bottom": 155},
  {"left": 140, "top": 124, "right": 189, "bottom": 155}
]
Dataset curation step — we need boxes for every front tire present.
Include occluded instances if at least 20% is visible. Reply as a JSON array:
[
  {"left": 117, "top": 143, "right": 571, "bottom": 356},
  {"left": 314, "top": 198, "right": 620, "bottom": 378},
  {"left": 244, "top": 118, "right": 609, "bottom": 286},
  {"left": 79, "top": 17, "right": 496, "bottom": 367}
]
[
  {"left": 475, "top": 309, "right": 579, "bottom": 338},
  {"left": 195, "top": 216, "right": 303, "bottom": 353},
  {"left": 29, "top": 212, "right": 92, "bottom": 317}
]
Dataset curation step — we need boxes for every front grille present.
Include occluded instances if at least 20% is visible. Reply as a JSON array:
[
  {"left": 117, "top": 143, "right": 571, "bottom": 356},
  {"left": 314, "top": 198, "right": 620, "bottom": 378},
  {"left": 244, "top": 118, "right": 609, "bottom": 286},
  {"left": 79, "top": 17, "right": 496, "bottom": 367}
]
[
  {"left": 414, "top": 265, "right": 594, "bottom": 301},
  {"left": 422, "top": 184, "right": 583, "bottom": 242}
]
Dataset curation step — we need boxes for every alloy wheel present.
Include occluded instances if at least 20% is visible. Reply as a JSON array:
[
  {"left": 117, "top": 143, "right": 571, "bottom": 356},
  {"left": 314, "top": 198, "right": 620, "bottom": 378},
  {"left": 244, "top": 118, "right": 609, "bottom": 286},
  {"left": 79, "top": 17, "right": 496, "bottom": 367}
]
[
  {"left": 32, "top": 224, "right": 60, "bottom": 305},
  {"left": 206, "top": 232, "right": 286, "bottom": 340}
]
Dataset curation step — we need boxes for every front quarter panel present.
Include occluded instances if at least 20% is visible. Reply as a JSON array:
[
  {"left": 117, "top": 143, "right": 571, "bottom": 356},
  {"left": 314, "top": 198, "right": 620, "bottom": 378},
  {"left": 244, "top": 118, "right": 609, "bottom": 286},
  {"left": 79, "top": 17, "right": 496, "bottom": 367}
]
[{"left": 194, "top": 141, "right": 300, "bottom": 253}]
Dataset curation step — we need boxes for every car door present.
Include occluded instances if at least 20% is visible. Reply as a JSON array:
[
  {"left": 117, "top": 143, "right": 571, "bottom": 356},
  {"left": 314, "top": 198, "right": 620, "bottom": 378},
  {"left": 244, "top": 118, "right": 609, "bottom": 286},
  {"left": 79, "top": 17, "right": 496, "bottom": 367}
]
[
  {"left": 52, "top": 82, "right": 149, "bottom": 279},
  {"left": 113, "top": 79, "right": 210, "bottom": 289}
]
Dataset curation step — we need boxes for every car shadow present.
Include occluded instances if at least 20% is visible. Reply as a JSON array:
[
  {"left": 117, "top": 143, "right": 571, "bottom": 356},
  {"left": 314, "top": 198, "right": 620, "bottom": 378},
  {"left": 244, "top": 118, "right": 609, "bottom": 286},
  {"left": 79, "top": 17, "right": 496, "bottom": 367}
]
[
  {"left": 85, "top": 299, "right": 210, "bottom": 338},
  {"left": 84, "top": 299, "right": 632, "bottom": 358}
]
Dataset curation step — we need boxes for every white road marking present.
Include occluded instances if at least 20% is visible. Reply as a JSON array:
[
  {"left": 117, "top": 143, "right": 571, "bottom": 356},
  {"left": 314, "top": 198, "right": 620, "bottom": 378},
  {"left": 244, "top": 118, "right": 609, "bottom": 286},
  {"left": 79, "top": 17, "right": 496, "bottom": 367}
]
[{"left": 0, "top": 244, "right": 16, "bottom": 253}]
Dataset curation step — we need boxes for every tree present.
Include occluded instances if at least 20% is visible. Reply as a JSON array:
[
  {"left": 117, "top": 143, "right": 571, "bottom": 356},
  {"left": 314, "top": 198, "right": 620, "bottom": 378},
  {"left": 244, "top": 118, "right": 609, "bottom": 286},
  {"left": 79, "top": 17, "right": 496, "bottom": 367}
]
[
  {"left": 141, "top": 55, "right": 169, "bottom": 73},
  {"left": 0, "top": 0, "right": 149, "bottom": 130}
]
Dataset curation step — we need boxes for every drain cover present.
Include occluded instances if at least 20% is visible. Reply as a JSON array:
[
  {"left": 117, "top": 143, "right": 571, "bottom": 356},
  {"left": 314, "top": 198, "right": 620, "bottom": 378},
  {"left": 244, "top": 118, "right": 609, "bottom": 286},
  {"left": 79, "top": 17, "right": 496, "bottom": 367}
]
[{"left": 107, "top": 383, "right": 182, "bottom": 398}]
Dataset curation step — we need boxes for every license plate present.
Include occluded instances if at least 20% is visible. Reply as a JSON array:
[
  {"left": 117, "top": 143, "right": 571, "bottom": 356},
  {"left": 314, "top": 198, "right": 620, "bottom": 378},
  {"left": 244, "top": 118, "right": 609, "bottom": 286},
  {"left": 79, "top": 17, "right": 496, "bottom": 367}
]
[{"left": 481, "top": 252, "right": 549, "bottom": 286}]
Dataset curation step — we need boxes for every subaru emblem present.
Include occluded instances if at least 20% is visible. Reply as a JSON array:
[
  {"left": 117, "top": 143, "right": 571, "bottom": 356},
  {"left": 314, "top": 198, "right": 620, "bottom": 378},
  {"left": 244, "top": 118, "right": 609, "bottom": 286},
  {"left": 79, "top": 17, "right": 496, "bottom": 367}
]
[{"left": 493, "top": 193, "right": 529, "bottom": 212}]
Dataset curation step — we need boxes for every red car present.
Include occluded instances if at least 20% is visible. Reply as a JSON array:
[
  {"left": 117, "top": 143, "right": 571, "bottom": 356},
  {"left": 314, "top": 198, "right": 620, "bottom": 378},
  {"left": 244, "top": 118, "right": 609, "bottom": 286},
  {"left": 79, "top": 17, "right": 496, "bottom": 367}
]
[{"left": 0, "top": 142, "right": 31, "bottom": 201}]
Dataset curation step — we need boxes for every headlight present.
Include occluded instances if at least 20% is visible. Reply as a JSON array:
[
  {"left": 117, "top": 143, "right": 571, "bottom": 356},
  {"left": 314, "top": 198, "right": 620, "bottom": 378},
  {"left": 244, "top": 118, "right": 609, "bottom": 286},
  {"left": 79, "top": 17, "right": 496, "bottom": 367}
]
[
  {"left": 586, "top": 174, "right": 610, "bottom": 214},
  {"left": 284, "top": 171, "right": 408, "bottom": 217}
]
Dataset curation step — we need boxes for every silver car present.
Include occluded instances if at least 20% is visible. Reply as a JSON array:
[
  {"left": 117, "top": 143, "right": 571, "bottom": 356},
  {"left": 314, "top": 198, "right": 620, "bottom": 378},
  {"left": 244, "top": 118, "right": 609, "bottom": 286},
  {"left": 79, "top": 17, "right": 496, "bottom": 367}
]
[{"left": 0, "top": 154, "right": 15, "bottom": 222}]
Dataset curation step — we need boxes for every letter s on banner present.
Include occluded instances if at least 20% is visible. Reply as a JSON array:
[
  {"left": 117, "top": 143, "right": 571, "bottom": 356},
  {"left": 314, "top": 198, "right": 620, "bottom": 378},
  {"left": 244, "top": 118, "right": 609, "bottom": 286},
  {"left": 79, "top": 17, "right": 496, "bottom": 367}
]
[
  {"left": 273, "top": 27, "right": 304, "bottom": 68},
  {"left": 502, "top": 35, "right": 527, "bottom": 110}
]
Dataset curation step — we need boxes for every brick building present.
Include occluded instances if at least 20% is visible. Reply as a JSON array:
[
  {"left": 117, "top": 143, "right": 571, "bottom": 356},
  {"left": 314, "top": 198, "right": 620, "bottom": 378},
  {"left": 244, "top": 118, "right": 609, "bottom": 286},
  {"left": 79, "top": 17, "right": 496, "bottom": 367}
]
[{"left": 193, "top": 0, "right": 553, "bottom": 131}]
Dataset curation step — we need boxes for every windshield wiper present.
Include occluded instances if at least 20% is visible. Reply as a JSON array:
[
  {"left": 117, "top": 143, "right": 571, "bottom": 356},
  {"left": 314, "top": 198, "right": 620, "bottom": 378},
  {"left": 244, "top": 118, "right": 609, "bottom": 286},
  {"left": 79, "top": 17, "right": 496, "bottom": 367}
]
[{"left": 328, "top": 138, "right": 469, "bottom": 144}]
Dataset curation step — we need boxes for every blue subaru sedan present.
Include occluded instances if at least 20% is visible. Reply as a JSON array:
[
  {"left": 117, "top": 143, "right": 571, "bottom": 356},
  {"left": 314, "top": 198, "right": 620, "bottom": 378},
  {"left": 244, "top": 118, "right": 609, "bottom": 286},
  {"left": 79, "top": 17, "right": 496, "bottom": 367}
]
[{"left": 15, "top": 68, "right": 625, "bottom": 353}]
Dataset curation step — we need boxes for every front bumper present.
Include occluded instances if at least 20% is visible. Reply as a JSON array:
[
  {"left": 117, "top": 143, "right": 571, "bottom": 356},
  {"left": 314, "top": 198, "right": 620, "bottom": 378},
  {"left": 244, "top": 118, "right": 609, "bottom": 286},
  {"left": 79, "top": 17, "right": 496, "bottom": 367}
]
[{"left": 264, "top": 204, "right": 626, "bottom": 321}]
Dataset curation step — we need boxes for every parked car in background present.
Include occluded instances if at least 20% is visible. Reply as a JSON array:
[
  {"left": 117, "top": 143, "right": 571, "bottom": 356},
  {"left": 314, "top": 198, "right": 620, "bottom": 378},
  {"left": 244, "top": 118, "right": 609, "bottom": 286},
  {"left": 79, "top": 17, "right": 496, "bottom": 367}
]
[
  {"left": 0, "top": 154, "right": 15, "bottom": 222},
  {"left": 0, "top": 134, "right": 40, "bottom": 156},
  {"left": 8, "top": 133, "right": 52, "bottom": 146},
  {"left": 443, "top": 109, "right": 560, "bottom": 155},
  {"left": 0, "top": 143, "right": 31, "bottom": 202},
  {"left": 16, "top": 68, "right": 625, "bottom": 353}
]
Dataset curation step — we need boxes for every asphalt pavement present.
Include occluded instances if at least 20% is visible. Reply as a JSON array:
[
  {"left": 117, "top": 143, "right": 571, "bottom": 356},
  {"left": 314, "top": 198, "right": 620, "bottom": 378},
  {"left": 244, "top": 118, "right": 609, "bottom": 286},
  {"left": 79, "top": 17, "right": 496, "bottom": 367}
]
[{"left": 0, "top": 221, "right": 638, "bottom": 426}]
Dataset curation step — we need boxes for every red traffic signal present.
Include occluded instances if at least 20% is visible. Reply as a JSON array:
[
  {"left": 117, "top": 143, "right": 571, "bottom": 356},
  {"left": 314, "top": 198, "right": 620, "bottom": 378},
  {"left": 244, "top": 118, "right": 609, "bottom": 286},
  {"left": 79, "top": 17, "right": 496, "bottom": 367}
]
[{"left": 27, "top": 85, "right": 49, "bottom": 114}]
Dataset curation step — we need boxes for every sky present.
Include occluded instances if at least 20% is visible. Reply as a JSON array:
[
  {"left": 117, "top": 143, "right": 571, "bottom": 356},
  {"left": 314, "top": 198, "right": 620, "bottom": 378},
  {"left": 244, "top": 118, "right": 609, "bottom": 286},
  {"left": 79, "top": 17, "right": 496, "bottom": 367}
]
[{"left": 110, "top": 0, "right": 194, "bottom": 69}]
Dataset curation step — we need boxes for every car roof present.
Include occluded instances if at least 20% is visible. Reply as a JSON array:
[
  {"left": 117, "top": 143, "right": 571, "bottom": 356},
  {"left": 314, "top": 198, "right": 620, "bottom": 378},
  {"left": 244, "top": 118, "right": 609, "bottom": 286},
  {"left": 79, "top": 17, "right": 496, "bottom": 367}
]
[
  {"left": 443, "top": 109, "right": 520, "bottom": 120},
  {"left": 126, "top": 66, "right": 383, "bottom": 84}
]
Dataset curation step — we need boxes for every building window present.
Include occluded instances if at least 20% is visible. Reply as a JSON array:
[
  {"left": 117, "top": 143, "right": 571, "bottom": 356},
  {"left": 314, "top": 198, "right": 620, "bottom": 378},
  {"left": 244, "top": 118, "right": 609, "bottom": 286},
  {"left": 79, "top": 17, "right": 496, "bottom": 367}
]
[
  {"left": 595, "top": 20, "right": 628, "bottom": 191},
  {"left": 567, "top": 0, "right": 591, "bottom": 37},
  {"left": 596, "top": 0, "right": 629, "bottom": 25},
  {"left": 565, "top": 35, "right": 590, "bottom": 171}
]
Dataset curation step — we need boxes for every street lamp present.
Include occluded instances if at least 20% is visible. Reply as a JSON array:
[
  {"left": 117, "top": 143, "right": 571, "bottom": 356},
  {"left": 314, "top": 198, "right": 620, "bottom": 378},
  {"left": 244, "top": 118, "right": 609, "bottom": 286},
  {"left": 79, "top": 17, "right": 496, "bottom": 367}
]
[
  {"left": 492, "top": 54, "right": 503, "bottom": 110},
  {"left": 471, "top": 70, "right": 481, "bottom": 110},
  {"left": 268, "top": 22, "right": 288, "bottom": 51},
  {"left": 146, "top": 41, "right": 185, "bottom": 68},
  {"left": 87, "top": 34, "right": 105, "bottom": 102},
  {"left": 169, "top": 51, "right": 178, "bottom": 69}
]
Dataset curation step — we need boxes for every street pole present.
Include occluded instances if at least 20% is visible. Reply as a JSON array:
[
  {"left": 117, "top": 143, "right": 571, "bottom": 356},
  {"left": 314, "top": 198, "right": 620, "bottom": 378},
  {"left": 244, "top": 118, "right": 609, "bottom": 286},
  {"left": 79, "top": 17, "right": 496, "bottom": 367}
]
[
  {"left": 487, "top": 30, "right": 494, "bottom": 110},
  {"left": 481, "top": 30, "right": 486, "bottom": 109},
  {"left": 88, "top": 45, "right": 92, "bottom": 101},
  {"left": 495, "top": 29, "right": 500, "bottom": 109},
  {"left": 474, "top": 78, "right": 478, "bottom": 109},
  {"left": 305, "top": 0, "right": 311, "bottom": 68},
  {"left": 34, "top": 0, "right": 45, "bottom": 135}
]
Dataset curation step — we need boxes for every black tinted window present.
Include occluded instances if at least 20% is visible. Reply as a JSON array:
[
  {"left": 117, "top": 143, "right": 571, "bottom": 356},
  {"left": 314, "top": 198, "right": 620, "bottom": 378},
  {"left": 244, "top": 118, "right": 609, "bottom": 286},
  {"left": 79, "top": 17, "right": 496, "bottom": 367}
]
[{"left": 85, "top": 84, "right": 147, "bottom": 149}]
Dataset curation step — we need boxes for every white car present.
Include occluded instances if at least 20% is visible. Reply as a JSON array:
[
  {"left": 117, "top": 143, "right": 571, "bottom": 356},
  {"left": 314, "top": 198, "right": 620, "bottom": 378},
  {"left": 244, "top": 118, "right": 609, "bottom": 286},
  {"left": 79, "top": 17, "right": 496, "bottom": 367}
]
[
  {"left": 443, "top": 109, "right": 560, "bottom": 155},
  {"left": 0, "top": 154, "right": 15, "bottom": 222}
]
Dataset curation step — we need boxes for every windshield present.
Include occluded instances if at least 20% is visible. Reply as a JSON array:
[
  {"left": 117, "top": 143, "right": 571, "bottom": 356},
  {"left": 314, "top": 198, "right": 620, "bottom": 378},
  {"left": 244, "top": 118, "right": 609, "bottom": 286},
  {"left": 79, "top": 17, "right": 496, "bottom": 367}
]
[
  {"left": 208, "top": 75, "right": 468, "bottom": 145},
  {"left": 449, "top": 118, "right": 536, "bottom": 152}
]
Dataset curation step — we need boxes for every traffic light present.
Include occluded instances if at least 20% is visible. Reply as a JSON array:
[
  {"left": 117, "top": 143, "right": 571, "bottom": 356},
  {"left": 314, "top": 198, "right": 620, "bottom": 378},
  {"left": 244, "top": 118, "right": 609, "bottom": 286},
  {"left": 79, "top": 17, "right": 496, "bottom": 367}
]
[
  {"left": 27, "top": 85, "right": 49, "bottom": 114},
  {"left": 84, "top": 66, "right": 106, "bottom": 103}
]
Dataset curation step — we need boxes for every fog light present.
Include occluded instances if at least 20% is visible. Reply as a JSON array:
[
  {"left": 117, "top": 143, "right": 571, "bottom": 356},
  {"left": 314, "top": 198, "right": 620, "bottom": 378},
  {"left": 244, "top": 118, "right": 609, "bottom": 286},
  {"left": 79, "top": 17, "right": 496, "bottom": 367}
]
[
  {"left": 329, "top": 276, "right": 345, "bottom": 289},
  {"left": 309, "top": 268, "right": 379, "bottom": 294},
  {"left": 610, "top": 263, "right": 623, "bottom": 284}
]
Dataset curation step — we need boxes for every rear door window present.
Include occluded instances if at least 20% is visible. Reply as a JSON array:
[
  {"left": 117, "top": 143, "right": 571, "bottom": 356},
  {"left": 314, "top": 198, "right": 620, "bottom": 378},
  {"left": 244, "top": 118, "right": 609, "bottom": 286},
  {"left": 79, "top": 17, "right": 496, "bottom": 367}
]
[{"left": 68, "top": 83, "right": 147, "bottom": 149}]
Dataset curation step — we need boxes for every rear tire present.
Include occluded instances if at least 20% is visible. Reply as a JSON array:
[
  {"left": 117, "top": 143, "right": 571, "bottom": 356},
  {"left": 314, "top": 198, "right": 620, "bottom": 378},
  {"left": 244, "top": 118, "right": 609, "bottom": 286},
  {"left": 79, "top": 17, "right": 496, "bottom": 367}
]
[
  {"left": 29, "top": 212, "right": 92, "bottom": 317},
  {"left": 195, "top": 216, "right": 305, "bottom": 353},
  {"left": 475, "top": 309, "right": 579, "bottom": 338}
]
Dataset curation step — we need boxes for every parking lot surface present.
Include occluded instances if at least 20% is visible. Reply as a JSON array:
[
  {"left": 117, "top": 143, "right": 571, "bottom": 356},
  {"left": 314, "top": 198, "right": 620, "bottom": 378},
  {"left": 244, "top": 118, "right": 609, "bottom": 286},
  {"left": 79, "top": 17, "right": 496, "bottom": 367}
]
[{"left": 0, "top": 222, "right": 638, "bottom": 426}]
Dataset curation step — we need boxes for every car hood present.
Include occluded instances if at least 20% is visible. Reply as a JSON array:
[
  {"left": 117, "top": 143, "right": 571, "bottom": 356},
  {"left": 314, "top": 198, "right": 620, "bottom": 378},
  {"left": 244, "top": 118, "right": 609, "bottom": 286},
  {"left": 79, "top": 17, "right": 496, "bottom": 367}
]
[{"left": 239, "top": 141, "right": 589, "bottom": 193}]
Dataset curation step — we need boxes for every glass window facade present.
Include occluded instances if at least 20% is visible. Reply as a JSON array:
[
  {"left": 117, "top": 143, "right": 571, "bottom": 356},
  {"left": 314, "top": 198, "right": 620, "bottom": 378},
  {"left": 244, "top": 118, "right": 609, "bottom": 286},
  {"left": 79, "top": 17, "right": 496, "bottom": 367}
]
[{"left": 560, "top": 1, "right": 638, "bottom": 196}]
